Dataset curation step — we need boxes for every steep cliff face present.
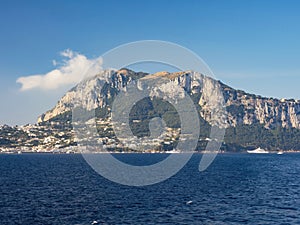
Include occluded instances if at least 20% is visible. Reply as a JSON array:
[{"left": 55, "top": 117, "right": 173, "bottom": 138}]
[
  {"left": 221, "top": 84, "right": 300, "bottom": 128},
  {"left": 38, "top": 69, "right": 300, "bottom": 129},
  {"left": 38, "top": 69, "right": 145, "bottom": 123}
]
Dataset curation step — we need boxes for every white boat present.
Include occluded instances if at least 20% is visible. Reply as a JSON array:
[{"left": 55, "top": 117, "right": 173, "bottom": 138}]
[
  {"left": 165, "top": 149, "right": 181, "bottom": 153},
  {"left": 247, "top": 147, "right": 269, "bottom": 154},
  {"left": 277, "top": 151, "right": 284, "bottom": 155}
]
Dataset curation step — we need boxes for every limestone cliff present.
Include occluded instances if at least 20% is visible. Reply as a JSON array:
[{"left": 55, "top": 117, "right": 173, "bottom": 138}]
[{"left": 38, "top": 69, "right": 300, "bottom": 129}]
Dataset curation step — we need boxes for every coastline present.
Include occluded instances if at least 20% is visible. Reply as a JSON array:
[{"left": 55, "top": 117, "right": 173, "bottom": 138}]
[{"left": 1, "top": 149, "right": 300, "bottom": 155}]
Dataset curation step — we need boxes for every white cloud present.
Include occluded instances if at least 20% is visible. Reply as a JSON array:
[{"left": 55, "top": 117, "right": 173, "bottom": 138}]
[{"left": 17, "top": 49, "right": 103, "bottom": 91}]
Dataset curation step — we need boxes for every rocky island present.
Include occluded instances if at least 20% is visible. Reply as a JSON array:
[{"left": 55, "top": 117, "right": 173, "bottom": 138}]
[{"left": 1, "top": 68, "right": 300, "bottom": 153}]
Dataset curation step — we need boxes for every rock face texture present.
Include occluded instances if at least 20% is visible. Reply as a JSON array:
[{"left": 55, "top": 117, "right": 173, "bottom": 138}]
[
  {"left": 38, "top": 69, "right": 300, "bottom": 129},
  {"left": 38, "top": 69, "right": 137, "bottom": 122},
  {"left": 221, "top": 83, "right": 300, "bottom": 129}
]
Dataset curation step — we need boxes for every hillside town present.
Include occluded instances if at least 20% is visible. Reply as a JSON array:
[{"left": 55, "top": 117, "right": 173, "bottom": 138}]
[
  {"left": 0, "top": 121, "right": 75, "bottom": 153},
  {"left": 0, "top": 118, "right": 181, "bottom": 154}
]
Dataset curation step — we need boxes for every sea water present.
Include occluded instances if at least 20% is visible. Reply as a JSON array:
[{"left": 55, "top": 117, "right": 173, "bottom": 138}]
[{"left": 0, "top": 153, "right": 299, "bottom": 224}]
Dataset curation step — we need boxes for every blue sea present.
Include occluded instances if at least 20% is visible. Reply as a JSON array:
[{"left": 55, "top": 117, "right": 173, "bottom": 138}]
[{"left": 0, "top": 153, "right": 299, "bottom": 224}]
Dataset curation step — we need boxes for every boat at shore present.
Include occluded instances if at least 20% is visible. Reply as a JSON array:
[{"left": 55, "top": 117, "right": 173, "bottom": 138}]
[
  {"left": 165, "top": 149, "right": 181, "bottom": 153},
  {"left": 247, "top": 147, "right": 269, "bottom": 154}
]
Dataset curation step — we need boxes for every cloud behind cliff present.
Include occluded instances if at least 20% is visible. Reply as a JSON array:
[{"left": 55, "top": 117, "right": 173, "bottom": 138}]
[{"left": 16, "top": 49, "right": 103, "bottom": 91}]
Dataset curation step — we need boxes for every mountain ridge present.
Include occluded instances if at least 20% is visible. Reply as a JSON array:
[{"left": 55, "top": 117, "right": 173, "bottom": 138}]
[
  {"left": 2, "top": 68, "right": 300, "bottom": 153},
  {"left": 38, "top": 68, "right": 300, "bottom": 130}
]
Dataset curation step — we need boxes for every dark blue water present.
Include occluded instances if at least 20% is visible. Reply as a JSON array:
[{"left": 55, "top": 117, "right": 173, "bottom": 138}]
[{"left": 0, "top": 153, "right": 299, "bottom": 224}]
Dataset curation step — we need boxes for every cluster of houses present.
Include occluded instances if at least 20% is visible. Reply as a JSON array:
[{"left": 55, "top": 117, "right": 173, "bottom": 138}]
[{"left": 0, "top": 118, "right": 182, "bottom": 154}]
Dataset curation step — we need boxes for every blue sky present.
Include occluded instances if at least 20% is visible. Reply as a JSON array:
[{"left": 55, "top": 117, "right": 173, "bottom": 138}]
[{"left": 1, "top": 0, "right": 300, "bottom": 125}]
